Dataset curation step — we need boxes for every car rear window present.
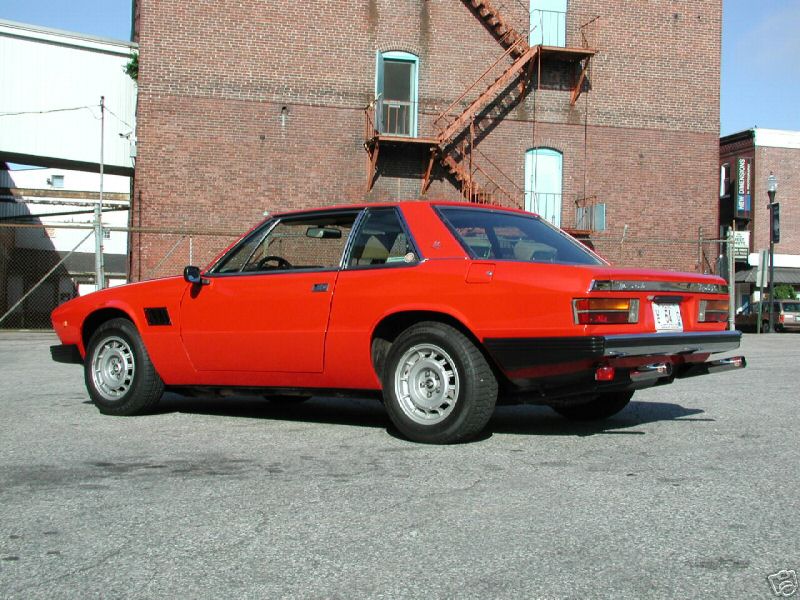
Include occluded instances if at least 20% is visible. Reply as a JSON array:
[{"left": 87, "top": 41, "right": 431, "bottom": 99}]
[
  {"left": 436, "top": 206, "right": 604, "bottom": 266},
  {"left": 781, "top": 302, "right": 800, "bottom": 312}
]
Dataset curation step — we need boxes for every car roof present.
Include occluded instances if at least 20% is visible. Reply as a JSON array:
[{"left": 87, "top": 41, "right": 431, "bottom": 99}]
[{"left": 271, "top": 200, "right": 535, "bottom": 219}]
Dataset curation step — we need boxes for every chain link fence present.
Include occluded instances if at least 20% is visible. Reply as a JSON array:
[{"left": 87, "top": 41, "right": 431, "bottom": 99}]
[
  {"left": 0, "top": 223, "right": 237, "bottom": 329},
  {"left": 0, "top": 221, "right": 729, "bottom": 330}
]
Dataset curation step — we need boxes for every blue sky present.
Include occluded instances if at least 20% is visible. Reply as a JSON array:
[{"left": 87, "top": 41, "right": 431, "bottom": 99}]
[{"left": 1, "top": 0, "right": 798, "bottom": 135}]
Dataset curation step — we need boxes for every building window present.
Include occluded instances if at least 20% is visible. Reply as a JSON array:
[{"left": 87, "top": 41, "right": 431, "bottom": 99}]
[
  {"left": 50, "top": 174, "right": 64, "bottom": 188},
  {"left": 530, "top": 0, "right": 567, "bottom": 47},
  {"left": 525, "top": 148, "right": 563, "bottom": 227},
  {"left": 375, "top": 51, "right": 419, "bottom": 137},
  {"left": 720, "top": 163, "right": 731, "bottom": 198}
]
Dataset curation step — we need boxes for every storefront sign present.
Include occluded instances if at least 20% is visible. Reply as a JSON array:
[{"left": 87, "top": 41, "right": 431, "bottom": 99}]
[
  {"left": 733, "top": 230, "right": 750, "bottom": 261},
  {"left": 736, "top": 158, "right": 752, "bottom": 218}
]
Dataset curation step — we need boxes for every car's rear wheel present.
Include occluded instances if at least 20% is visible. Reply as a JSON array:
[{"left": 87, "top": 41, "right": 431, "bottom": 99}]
[
  {"left": 551, "top": 391, "right": 634, "bottom": 421},
  {"left": 84, "top": 318, "right": 164, "bottom": 416},
  {"left": 381, "top": 322, "right": 497, "bottom": 444}
]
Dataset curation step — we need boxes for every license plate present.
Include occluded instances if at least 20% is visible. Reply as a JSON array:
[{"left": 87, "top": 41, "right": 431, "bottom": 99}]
[{"left": 652, "top": 303, "right": 683, "bottom": 332}]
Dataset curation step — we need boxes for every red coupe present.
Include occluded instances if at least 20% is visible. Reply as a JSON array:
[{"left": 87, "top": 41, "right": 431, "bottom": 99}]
[{"left": 51, "top": 202, "right": 745, "bottom": 443}]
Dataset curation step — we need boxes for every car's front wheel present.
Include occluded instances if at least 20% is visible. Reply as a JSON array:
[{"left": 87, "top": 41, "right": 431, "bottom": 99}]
[
  {"left": 84, "top": 318, "right": 164, "bottom": 416},
  {"left": 551, "top": 391, "right": 633, "bottom": 421},
  {"left": 381, "top": 322, "right": 497, "bottom": 444}
]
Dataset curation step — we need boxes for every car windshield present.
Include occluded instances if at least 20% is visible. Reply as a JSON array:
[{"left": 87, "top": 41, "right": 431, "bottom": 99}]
[
  {"left": 436, "top": 206, "right": 604, "bottom": 265},
  {"left": 211, "top": 211, "right": 358, "bottom": 274}
]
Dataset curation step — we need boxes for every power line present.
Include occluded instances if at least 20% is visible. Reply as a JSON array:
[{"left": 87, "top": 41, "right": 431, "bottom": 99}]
[
  {"left": 104, "top": 106, "right": 133, "bottom": 130},
  {"left": 1, "top": 103, "right": 134, "bottom": 131},
  {"left": 0, "top": 105, "right": 95, "bottom": 118}
]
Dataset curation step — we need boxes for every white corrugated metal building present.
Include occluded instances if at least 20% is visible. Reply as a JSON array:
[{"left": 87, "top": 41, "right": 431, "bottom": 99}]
[
  {"left": 0, "top": 19, "right": 137, "bottom": 327},
  {"left": 0, "top": 18, "right": 137, "bottom": 174}
]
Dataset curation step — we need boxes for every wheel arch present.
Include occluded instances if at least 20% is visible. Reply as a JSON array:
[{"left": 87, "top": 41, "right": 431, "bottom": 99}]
[
  {"left": 81, "top": 307, "right": 137, "bottom": 350},
  {"left": 369, "top": 310, "right": 507, "bottom": 386}
]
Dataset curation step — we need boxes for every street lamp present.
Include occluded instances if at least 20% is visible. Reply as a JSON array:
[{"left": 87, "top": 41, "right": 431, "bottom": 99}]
[{"left": 767, "top": 172, "right": 778, "bottom": 332}]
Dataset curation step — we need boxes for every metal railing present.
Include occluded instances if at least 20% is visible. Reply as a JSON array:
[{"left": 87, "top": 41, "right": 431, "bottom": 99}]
[
  {"left": 530, "top": 9, "right": 567, "bottom": 46},
  {"left": 530, "top": 10, "right": 601, "bottom": 49},
  {"left": 365, "top": 97, "right": 419, "bottom": 138},
  {"left": 433, "top": 35, "right": 528, "bottom": 142},
  {"left": 524, "top": 192, "right": 562, "bottom": 227},
  {"left": 377, "top": 98, "right": 416, "bottom": 137}
]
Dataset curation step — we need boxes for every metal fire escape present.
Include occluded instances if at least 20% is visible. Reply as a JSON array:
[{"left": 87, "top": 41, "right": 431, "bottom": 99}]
[{"left": 363, "top": 0, "right": 600, "bottom": 233}]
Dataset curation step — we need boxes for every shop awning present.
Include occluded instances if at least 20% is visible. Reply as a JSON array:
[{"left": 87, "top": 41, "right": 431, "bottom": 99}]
[{"left": 735, "top": 266, "right": 800, "bottom": 284}]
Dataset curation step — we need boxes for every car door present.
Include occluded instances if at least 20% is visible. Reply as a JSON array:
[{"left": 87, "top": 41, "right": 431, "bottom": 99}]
[
  {"left": 326, "top": 207, "right": 422, "bottom": 377},
  {"left": 179, "top": 210, "right": 359, "bottom": 373}
]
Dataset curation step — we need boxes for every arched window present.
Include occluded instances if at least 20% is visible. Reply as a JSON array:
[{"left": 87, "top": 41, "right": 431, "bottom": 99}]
[
  {"left": 525, "top": 148, "right": 563, "bottom": 227},
  {"left": 530, "top": 0, "right": 567, "bottom": 47},
  {"left": 375, "top": 51, "right": 419, "bottom": 137}
]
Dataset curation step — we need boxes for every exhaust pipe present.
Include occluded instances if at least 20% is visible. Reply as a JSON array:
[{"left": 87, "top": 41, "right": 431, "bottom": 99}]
[{"left": 676, "top": 356, "right": 747, "bottom": 379}]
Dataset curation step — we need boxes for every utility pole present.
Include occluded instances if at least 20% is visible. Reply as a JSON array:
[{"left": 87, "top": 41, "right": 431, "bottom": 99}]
[
  {"left": 94, "top": 96, "right": 106, "bottom": 290},
  {"left": 767, "top": 173, "right": 778, "bottom": 332},
  {"left": 728, "top": 225, "right": 735, "bottom": 331}
]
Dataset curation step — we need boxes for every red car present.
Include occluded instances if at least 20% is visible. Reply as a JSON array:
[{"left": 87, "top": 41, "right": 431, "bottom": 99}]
[{"left": 51, "top": 202, "right": 745, "bottom": 443}]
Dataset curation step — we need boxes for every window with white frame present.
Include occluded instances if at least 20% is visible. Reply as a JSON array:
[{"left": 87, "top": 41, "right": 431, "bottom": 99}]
[
  {"left": 375, "top": 51, "right": 419, "bottom": 137},
  {"left": 525, "top": 148, "right": 563, "bottom": 227}
]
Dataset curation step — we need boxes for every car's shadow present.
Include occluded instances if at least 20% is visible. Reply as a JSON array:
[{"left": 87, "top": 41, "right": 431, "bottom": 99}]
[
  {"left": 487, "top": 401, "right": 711, "bottom": 438},
  {"left": 152, "top": 393, "right": 390, "bottom": 429},
  {"left": 136, "top": 393, "right": 711, "bottom": 441}
]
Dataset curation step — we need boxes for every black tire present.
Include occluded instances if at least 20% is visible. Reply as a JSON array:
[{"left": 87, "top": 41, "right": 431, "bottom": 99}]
[
  {"left": 551, "top": 391, "right": 633, "bottom": 421},
  {"left": 381, "top": 322, "right": 497, "bottom": 444},
  {"left": 84, "top": 318, "right": 164, "bottom": 416}
]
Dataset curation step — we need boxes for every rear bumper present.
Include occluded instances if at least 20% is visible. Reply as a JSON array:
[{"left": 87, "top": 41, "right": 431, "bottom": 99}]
[
  {"left": 50, "top": 344, "right": 83, "bottom": 365},
  {"left": 485, "top": 330, "right": 741, "bottom": 370},
  {"left": 602, "top": 330, "right": 741, "bottom": 357},
  {"left": 484, "top": 330, "right": 744, "bottom": 396}
]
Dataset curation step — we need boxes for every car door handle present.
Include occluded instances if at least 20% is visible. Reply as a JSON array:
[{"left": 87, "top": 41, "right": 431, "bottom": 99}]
[{"left": 312, "top": 283, "right": 328, "bottom": 292}]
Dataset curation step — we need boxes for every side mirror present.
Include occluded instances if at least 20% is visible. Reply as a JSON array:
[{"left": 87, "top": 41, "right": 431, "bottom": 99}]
[{"left": 183, "top": 265, "right": 208, "bottom": 285}]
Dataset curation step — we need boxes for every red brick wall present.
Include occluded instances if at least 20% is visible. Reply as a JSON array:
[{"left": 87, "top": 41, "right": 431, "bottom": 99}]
[
  {"left": 719, "top": 138, "right": 800, "bottom": 261},
  {"left": 132, "top": 0, "right": 721, "bottom": 278},
  {"left": 755, "top": 146, "right": 800, "bottom": 256}
]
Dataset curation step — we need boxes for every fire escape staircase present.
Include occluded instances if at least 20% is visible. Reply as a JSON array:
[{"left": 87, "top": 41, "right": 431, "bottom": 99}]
[
  {"left": 424, "top": 36, "right": 538, "bottom": 206},
  {"left": 363, "top": 0, "right": 598, "bottom": 226}
]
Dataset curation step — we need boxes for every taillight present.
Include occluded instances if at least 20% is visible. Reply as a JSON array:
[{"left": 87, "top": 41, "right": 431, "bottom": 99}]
[
  {"left": 698, "top": 299, "right": 728, "bottom": 323},
  {"left": 574, "top": 298, "right": 639, "bottom": 325}
]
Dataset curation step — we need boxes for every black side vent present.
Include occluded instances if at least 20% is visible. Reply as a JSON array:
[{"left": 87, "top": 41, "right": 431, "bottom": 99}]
[{"left": 144, "top": 307, "right": 172, "bottom": 326}]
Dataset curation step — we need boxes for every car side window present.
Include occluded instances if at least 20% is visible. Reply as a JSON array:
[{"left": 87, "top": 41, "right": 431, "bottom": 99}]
[
  {"left": 347, "top": 208, "right": 418, "bottom": 267},
  {"left": 213, "top": 212, "right": 357, "bottom": 274}
]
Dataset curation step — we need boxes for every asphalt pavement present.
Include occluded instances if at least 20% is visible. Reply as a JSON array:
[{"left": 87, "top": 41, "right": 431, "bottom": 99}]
[{"left": 0, "top": 331, "right": 797, "bottom": 599}]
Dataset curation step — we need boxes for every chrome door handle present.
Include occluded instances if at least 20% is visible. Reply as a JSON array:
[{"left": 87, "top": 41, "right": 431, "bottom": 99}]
[{"left": 312, "top": 283, "right": 328, "bottom": 292}]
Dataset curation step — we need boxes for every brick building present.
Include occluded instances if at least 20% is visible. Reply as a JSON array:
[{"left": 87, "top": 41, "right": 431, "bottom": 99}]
[
  {"left": 720, "top": 128, "right": 800, "bottom": 306},
  {"left": 131, "top": 0, "right": 722, "bottom": 279}
]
